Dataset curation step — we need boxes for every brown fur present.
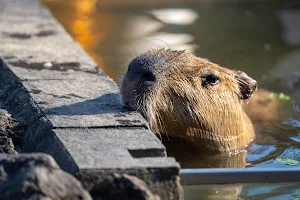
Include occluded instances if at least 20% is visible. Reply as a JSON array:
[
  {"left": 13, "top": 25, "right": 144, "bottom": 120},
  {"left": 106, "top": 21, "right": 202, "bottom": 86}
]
[{"left": 121, "top": 49, "right": 256, "bottom": 154}]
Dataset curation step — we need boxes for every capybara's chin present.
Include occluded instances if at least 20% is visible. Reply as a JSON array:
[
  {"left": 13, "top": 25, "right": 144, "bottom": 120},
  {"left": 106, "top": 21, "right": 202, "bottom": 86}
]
[{"left": 120, "top": 48, "right": 257, "bottom": 154}]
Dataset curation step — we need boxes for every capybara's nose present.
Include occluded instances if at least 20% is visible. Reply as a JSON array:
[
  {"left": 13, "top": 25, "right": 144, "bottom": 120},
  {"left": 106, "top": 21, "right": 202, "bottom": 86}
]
[
  {"left": 127, "top": 54, "right": 158, "bottom": 86},
  {"left": 236, "top": 70, "right": 258, "bottom": 99}
]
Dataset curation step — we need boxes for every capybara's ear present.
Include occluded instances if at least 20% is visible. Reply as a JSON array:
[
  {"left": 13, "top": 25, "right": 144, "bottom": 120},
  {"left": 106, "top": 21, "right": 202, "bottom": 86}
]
[{"left": 236, "top": 71, "right": 257, "bottom": 99}]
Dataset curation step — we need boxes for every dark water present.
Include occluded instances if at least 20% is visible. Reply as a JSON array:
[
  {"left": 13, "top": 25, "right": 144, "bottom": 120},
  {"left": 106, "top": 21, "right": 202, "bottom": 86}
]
[{"left": 42, "top": 0, "right": 300, "bottom": 199}]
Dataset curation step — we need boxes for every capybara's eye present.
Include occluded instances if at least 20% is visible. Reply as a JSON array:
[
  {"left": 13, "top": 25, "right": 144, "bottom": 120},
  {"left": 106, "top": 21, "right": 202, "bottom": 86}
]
[{"left": 201, "top": 74, "right": 220, "bottom": 86}]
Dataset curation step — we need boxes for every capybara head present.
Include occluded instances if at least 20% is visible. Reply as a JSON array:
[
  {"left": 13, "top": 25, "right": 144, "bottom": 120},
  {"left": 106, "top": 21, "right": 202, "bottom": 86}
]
[{"left": 120, "top": 49, "right": 257, "bottom": 154}]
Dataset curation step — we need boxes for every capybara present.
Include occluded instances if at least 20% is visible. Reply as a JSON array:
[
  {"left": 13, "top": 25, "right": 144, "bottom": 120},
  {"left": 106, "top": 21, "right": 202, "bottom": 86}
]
[{"left": 120, "top": 48, "right": 258, "bottom": 154}]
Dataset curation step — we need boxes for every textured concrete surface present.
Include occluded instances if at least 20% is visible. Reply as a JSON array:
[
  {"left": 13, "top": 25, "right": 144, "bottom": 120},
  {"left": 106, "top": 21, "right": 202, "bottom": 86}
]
[
  {"left": 80, "top": 167, "right": 181, "bottom": 200},
  {"left": 0, "top": 0, "right": 98, "bottom": 73},
  {"left": 89, "top": 173, "right": 161, "bottom": 200},
  {"left": 0, "top": 0, "right": 182, "bottom": 199}
]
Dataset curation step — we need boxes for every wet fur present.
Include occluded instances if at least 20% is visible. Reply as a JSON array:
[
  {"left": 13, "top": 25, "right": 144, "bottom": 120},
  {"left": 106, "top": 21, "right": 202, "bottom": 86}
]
[{"left": 121, "top": 49, "right": 255, "bottom": 154}]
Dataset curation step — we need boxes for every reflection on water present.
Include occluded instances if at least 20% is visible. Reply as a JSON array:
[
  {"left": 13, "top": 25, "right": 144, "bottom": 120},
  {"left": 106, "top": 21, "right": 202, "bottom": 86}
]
[
  {"left": 150, "top": 9, "right": 199, "bottom": 25},
  {"left": 185, "top": 184, "right": 243, "bottom": 200},
  {"left": 185, "top": 182, "right": 300, "bottom": 200},
  {"left": 42, "top": 0, "right": 300, "bottom": 199}
]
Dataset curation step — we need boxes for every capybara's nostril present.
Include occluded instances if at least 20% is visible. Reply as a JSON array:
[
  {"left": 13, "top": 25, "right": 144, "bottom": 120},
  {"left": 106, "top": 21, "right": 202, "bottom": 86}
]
[{"left": 141, "top": 70, "right": 156, "bottom": 85}]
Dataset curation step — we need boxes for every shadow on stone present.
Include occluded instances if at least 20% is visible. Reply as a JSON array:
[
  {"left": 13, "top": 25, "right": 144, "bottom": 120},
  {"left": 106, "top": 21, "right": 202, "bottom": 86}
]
[{"left": 43, "top": 93, "right": 125, "bottom": 116}]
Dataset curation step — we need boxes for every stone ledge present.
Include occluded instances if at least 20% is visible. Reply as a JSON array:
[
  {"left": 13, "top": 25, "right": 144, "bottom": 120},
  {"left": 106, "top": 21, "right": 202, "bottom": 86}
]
[{"left": 0, "top": 0, "right": 182, "bottom": 199}]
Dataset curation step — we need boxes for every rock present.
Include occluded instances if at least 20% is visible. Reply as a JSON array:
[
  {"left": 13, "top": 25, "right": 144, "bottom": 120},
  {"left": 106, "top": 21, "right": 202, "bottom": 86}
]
[
  {"left": 0, "top": 153, "right": 92, "bottom": 200},
  {"left": 0, "top": 136, "right": 15, "bottom": 154},
  {"left": 92, "top": 173, "right": 160, "bottom": 200},
  {"left": 0, "top": 109, "right": 15, "bottom": 136},
  {"left": 0, "top": 110, "right": 17, "bottom": 153},
  {"left": 0, "top": 109, "right": 24, "bottom": 151}
]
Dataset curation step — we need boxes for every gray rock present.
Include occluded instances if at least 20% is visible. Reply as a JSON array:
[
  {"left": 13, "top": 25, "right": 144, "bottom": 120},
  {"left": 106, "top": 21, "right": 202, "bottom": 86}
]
[
  {"left": 0, "top": 153, "right": 92, "bottom": 200},
  {"left": 0, "top": 109, "right": 24, "bottom": 151},
  {"left": 0, "top": 109, "right": 17, "bottom": 154},
  {"left": 0, "top": 136, "right": 15, "bottom": 154},
  {"left": 92, "top": 173, "right": 160, "bottom": 200},
  {"left": 0, "top": 109, "right": 15, "bottom": 136}
]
